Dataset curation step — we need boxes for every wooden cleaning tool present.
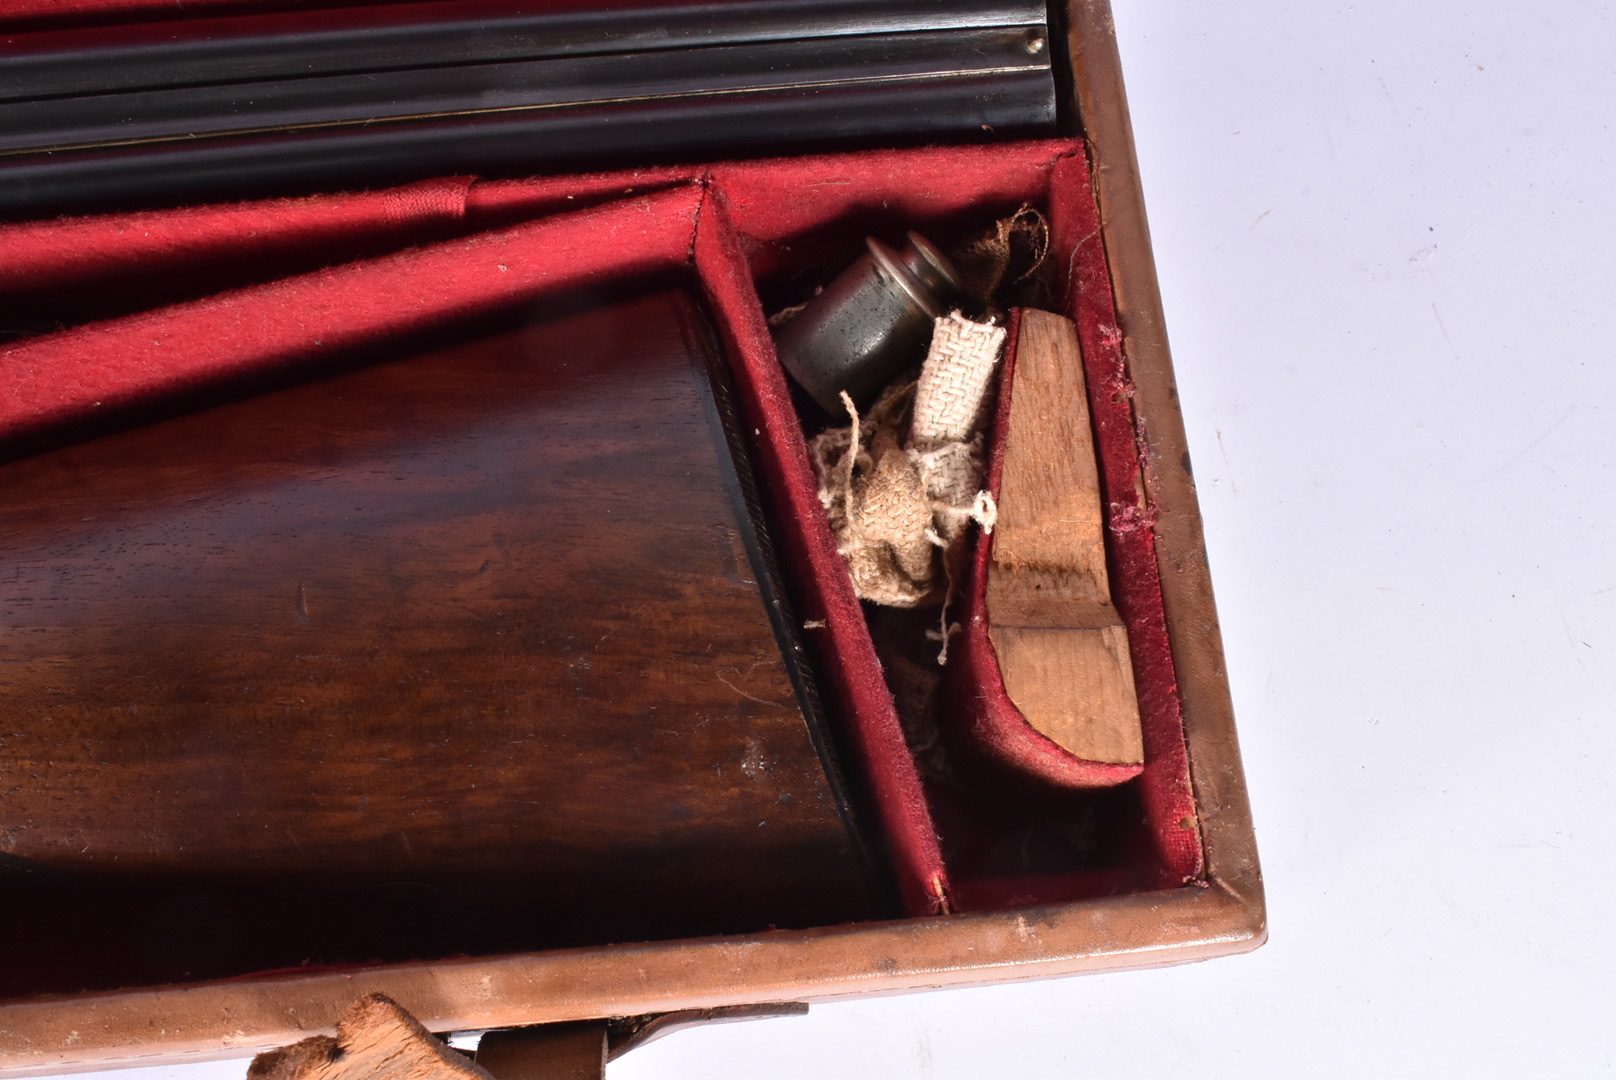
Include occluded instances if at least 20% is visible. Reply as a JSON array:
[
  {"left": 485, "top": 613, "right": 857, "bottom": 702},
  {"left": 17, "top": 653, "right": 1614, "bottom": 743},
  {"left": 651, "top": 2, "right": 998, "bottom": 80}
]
[{"left": 984, "top": 308, "right": 1144, "bottom": 765}]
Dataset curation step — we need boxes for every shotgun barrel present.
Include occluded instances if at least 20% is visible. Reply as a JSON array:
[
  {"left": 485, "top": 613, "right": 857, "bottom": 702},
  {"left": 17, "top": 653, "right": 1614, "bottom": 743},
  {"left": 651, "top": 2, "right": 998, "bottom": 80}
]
[{"left": 0, "top": 3, "right": 1056, "bottom": 214}]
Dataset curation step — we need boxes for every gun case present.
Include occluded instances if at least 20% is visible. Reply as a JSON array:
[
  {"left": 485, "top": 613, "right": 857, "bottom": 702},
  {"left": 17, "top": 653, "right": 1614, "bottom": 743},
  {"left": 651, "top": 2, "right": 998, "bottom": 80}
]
[{"left": 0, "top": 1, "right": 1264, "bottom": 1072}]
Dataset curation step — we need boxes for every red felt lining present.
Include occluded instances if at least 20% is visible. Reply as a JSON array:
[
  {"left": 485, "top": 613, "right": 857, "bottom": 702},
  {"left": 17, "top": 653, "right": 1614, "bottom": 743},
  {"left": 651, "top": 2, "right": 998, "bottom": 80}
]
[
  {"left": 0, "top": 146, "right": 1070, "bottom": 334},
  {"left": 0, "top": 139, "right": 1204, "bottom": 913},
  {"left": 0, "top": 0, "right": 547, "bottom": 32},
  {"left": 0, "top": 177, "right": 477, "bottom": 329},
  {"left": 0, "top": 173, "right": 712, "bottom": 330},
  {"left": 0, "top": 185, "right": 704, "bottom": 444},
  {"left": 1048, "top": 154, "right": 1202, "bottom": 883},
  {"left": 0, "top": 0, "right": 312, "bottom": 23},
  {"left": 0, "top": 176, "right": 474, "bottom": 295}
]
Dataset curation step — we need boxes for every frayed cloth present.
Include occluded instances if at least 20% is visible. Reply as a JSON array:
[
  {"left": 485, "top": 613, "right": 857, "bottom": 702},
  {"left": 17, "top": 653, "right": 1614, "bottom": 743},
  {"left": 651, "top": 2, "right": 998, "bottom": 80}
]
[
  {"left": 809, "top": 312, "right": 1004, "bottom": 652},
  {"left": 950, "top": 204, "right": 1051, "bottom": 311},
  {"left": 811, "top": 381, "right": 935, "bottom": 608},
  {"left": 912, "top": 313, "right": 1004, "bottom": 446}
]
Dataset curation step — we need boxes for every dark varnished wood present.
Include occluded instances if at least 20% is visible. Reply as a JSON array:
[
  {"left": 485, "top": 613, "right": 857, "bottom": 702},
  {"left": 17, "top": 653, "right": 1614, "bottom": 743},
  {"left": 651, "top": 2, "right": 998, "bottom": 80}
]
[{"left": 0, "top": 290, "right": 875, "bottom": 993}]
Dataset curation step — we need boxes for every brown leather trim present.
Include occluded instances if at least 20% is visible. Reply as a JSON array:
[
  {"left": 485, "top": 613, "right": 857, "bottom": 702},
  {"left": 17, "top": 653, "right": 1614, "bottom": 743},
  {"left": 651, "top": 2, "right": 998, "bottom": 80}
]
[
  {"left": 0, "top": 883, "right": 1261, "bottom": 1076},
  {"left": 1063, "top": 0, "right": 1266, "bottom": 913},
  {"left": 604, "top": 1003, "right": 809, "bottom": 1063}
]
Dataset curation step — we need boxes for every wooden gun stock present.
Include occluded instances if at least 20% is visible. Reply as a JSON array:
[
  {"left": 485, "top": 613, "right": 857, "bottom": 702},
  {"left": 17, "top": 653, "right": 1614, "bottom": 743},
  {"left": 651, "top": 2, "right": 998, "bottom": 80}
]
[{"left": 0, "top": 290, "right": 877, "bottom": 993}]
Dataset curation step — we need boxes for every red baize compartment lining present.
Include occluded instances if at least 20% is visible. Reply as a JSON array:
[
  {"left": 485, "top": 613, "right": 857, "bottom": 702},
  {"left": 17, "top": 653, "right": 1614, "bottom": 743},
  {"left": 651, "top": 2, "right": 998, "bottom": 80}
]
[
  {"left": 0, "top": 0, "right": 568, "bottom": 31},
  {"left": 0, "top": 141, "right": 1202, "bottom": 916}
]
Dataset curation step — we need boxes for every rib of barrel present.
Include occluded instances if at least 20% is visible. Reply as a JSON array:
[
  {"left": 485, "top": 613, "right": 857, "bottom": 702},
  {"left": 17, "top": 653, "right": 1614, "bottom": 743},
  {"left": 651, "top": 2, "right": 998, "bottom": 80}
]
[{"left": 0, "top": 290, "right": 879, "bottom": 995}]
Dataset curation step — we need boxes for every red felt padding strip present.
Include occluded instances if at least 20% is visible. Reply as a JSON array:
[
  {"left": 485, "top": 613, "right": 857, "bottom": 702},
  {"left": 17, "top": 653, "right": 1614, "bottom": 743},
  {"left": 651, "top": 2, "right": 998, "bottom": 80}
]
[
  {"left": 707, "top": 141, "right": 1078, "bottom": 281},
  {"left": 0, "top": 0, "right": 630, "bottom": 30},
  {"left": 0, "top": 176, "right": 473, "bottom": 296},
  {"left": 0, "top": 0, "right": 417, "bottom": 29},
  {"left": 465, "top": 169, "right": 699, "bottom": 228},
  {"left": 1048, "top": 153, "right": 1202, "bottom": 883},
  {"left": 0, "top": 173, "right": 701, "bottom": 328},
  {"left": 0, "top": 185, "right": 703, "bottom": 444},
  {"left": 0, "top": 143, "right": 1077, "bottom": 333},
  {"left": 694, "top": 187, "right": 949, "bottom": 917},
  {"left": 0, "top": 0, "right": 252, "bottom": 19}
]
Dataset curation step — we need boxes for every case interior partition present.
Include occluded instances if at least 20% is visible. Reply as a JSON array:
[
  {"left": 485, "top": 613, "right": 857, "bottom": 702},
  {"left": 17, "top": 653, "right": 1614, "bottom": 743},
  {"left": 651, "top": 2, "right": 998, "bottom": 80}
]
[{"left": 0, "top": 140, "right": 1204, "bottom": 1001}]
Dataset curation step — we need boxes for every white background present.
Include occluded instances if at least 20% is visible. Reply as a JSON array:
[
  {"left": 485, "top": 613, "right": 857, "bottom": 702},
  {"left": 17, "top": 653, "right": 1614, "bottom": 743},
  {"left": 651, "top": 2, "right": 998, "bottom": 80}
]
[{"left": 56, "top": 1, "right": 1616, "bottom": 1077}]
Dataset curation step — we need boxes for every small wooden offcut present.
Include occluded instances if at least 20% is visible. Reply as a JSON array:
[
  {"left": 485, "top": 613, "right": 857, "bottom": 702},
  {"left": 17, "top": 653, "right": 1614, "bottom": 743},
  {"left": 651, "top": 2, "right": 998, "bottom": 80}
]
[{"left": 984, "top": 308, "right": 1143, "bottom": 766}]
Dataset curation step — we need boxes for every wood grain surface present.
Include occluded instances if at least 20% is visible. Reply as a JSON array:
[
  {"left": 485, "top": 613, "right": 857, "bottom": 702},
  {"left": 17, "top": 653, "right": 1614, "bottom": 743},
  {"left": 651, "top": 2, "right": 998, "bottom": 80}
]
[
  {"left": 0, "top": 290, "right": 875, "bottom": 993},
  {"left": 249, "top": 996, "right": 496, "bottom": 1080},
  {"left": 985, "top": 308, "right": 1143, "bottom": 765}
]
